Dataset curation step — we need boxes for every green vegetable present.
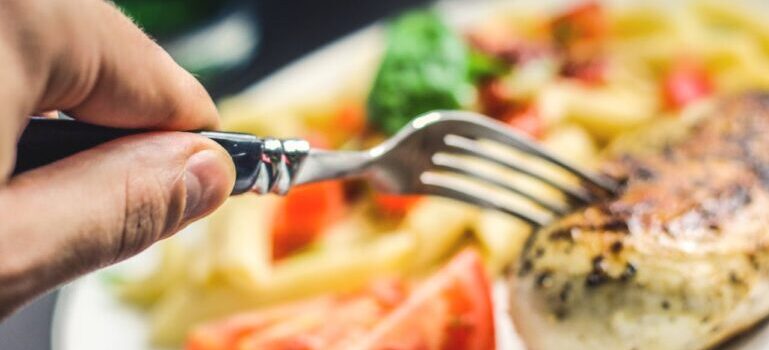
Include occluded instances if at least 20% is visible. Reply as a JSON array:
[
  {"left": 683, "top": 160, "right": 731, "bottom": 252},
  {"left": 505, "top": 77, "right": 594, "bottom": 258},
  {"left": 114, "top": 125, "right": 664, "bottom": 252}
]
[
  {"left": 367, "top": 11, "right": 473, "bottom": 135},
  {"left": 468, "top": 49, "right": 509, "bottom": 81}
]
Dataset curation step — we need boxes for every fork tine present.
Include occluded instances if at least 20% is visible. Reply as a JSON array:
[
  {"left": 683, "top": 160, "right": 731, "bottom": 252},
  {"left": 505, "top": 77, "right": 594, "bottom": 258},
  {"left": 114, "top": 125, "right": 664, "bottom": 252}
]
[
  {"left": 441, "top": 134, "right": 594, "bottom": 203},
  {"left": 438, "top": 112, "right": 619, "bottom": 194},
  {"left": 431, "top": 154, "right": 570, "bottom": 215},
  {"left": 419, "top": 172, "right": 553, "bottom": 227}
]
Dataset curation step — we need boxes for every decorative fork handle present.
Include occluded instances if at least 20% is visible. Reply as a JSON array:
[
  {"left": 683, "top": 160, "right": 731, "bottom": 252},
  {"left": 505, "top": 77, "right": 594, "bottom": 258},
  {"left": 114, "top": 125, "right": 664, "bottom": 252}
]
[{"left": 14, "top": 118, "right": 310, "bottom": 195}]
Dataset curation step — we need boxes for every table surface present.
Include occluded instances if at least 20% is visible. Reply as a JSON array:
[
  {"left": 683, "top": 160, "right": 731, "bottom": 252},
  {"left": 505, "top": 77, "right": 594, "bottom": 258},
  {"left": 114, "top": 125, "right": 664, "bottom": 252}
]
[{"left": 0, "top": 0, "right": 428, "bottom": 349}]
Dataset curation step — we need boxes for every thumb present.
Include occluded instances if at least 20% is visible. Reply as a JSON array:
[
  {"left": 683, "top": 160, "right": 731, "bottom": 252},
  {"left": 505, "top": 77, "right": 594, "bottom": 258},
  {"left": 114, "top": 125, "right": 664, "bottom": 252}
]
[{"left": 0, "top": 132, "right": 234, "bottom": 317}]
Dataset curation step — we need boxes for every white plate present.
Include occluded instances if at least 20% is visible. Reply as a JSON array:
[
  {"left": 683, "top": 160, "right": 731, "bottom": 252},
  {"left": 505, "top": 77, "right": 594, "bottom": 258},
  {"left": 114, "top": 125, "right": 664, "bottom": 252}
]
[{"left": 51, "top": 1, "right": 769, "bottom": 349}]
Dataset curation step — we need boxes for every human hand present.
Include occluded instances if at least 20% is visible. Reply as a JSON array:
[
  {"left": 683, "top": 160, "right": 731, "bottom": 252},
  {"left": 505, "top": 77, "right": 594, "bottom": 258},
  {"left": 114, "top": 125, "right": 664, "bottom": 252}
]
[{"left": 0, "top": 0, "right": 235, "bottom": 318}]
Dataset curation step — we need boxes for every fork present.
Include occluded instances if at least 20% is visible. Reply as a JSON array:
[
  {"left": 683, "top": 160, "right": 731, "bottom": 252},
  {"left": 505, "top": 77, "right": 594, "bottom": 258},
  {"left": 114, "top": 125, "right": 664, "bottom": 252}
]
[{"left": 15, "top": 111, "right": 618, "bottom": 226}]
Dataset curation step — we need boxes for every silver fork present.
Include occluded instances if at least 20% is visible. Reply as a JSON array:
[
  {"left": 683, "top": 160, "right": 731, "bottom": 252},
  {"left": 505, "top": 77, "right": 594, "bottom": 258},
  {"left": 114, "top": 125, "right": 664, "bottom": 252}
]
[
  {"left": 290, "top": 110, "right": 618, "bottom": 226},
  {"left": 16, "top": 111, "right": 618, "bottom": 226}
]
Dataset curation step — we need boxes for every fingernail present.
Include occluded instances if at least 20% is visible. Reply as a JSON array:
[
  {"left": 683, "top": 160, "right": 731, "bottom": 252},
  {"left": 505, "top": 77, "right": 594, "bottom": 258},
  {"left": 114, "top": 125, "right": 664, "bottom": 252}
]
[{"left": 183, "top": 150, "right": 230, "bottom": 222}]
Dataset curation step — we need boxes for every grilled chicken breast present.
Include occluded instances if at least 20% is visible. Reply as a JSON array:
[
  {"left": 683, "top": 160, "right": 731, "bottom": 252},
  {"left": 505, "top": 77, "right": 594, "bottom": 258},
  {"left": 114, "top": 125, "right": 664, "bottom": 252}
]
[{"left": 508, "top": 93, "right": 769, "bottom": 350}]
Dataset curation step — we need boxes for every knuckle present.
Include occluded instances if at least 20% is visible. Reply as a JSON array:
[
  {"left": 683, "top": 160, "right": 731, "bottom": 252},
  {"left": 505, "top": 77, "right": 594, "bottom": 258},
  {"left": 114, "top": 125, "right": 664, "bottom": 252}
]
[
  {"left": 160, "top": 77, "right": 204, "bottom": 128},
  {"left": 153, "top": 63, "right": 216, "bottom": 130}
]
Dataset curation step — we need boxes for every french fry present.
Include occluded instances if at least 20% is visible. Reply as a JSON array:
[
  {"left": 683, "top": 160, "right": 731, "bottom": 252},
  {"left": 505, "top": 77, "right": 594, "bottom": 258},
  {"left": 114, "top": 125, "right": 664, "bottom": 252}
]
[
  {"left": 266, "top": 232, "right": 414, "bottom": 297},
  {"left": 189, "top": 196, "right": 279, "bottom": 290},
  {"left": 700, "top": 33, "right": 769, "bottom": 92},
  {"left": 473, "top": 210, "right": 532, "bottom": 274},
  {"left": 149, "top": 284, "right": 261, "bottom": 346},
  {"left": 553, "top": 82, "right": 657, "bottom": 141},
  {"left": 116, "top": 241, "right": 187, "bottom": 308},
  {"left": 694, "top": 1, "right": 769, "bottom": 54},
  {"left": 403, "top": 198, "right": 478, "bottom": 272},
  {"left": 542, "top": 124, "right": 598, "bottom": 169},
  {"left": 610, "top": 6, "right": 674, "bottom": 40}
]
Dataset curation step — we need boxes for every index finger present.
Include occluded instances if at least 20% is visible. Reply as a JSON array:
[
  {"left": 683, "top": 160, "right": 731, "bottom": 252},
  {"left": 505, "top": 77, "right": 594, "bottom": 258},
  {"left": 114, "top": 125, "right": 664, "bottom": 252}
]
[{"left": 15, "top": 0, "right": 219, "bottom": 131}]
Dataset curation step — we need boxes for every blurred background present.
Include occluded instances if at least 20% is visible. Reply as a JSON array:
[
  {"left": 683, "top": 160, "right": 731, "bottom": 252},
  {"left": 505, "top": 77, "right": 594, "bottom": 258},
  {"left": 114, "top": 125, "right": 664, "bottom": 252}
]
[
  {"left": 0, "top": 0, "right": 428, "bottom": 349},
  {"left": 116, "top": 0, "right": 431, "bottom": 99}
]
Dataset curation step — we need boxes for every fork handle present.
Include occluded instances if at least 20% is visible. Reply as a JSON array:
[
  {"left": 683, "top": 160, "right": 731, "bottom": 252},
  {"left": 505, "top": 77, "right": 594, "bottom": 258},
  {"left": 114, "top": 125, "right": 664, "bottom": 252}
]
[{"left": 14, "top": 118, "right": 274, "bottom": 195}]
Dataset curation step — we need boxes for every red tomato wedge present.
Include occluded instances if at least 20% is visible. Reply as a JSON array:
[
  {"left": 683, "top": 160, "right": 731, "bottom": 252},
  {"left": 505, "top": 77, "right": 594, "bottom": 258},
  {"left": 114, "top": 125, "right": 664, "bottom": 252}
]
[
  {"left": 271, "top": 180, "right": 346, "bottom": 259},
  {"left": 373, "top": 193, "right": 423, "bottom": 217},
  {"left": 502, "top": 105, "right": 544, "bottom": 139},
  {"left": 335, "top": 103, "right": 367, "bottom": 136},
  {"left": 185, "top": 250, "right": 495, "bottom": 350},
  {"left": 551, "top": 1, "right": 607, "bottom": 48},
  {"left": 351, "top": 249, "right": 495, "bottom": 350},
  {"left": 662, "top": 58, "right": 714, "bottom": 110}
]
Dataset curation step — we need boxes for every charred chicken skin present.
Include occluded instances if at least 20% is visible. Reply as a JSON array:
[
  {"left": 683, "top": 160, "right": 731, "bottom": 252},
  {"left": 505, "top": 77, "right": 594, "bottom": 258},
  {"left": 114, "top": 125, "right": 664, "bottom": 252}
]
[{"left": 509, "top": 93, "right": 769, "bottom": 350}]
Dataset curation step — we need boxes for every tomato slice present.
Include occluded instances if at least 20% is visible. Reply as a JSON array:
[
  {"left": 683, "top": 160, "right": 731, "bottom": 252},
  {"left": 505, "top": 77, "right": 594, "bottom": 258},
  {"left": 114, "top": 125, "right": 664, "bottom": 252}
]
[
  {"left": 350, "top": 249, "right": 495, "bottom": 350},
  {"left": 662, "top": 58, "right": 714, "bottom": 110},
  {"left": 373, "top": 193, "right": 423, "bottom": 217},
  {"left": 185, "top": 250, "right": 494, "bottom": 350},
  {"left": 441, "top": 252, "right": 495, "bottom": 350},
  {"left": 185, "top": 298, "right": 335, "bottom": 350},
  {"left": 271, "top": 180, "right": 346, "bottom": 259}
]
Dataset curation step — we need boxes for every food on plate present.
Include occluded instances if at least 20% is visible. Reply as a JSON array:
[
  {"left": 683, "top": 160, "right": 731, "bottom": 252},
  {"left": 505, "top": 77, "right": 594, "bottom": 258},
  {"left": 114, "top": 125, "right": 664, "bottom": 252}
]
[
  {"left": 510, "top": 93, "right": 769, "bottom": 349},
  {"left": 186, "top": 249, "right": 494, "bottom": 350},
  {"left": 112, "top": 0, "right": 769, "bottom": 348}
]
